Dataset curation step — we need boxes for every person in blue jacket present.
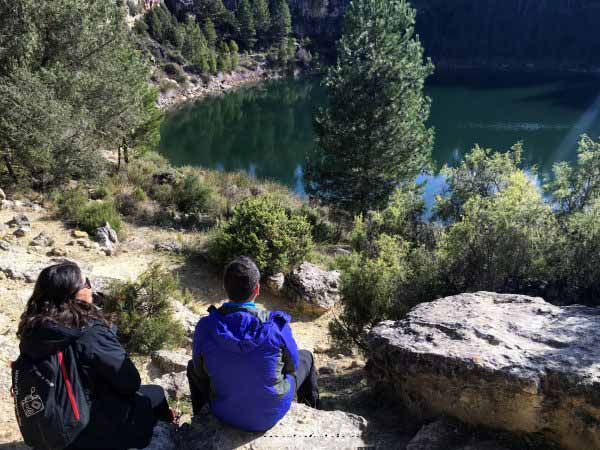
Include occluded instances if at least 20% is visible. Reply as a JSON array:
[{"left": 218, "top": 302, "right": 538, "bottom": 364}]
[{"left": 187, "top": 256, "right": 319, "bottom": 432}]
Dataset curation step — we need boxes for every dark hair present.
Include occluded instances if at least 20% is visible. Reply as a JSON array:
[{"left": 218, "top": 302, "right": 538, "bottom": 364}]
[
  {"left": 17, "top": 262, "right": 106, "bottom": 338},
  {"left": 223, "top": 257, "right": 261, "bottom": 302}
]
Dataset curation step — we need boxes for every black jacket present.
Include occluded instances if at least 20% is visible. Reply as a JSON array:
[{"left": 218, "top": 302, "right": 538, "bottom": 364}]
[{"left": 19, "top": 321, "right": 156, "bottom": 450}]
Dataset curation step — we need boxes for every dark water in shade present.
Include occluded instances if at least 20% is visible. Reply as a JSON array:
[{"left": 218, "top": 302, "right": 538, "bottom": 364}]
[{"left": 159, "top": 73, "right": 600, "bottom": 204}]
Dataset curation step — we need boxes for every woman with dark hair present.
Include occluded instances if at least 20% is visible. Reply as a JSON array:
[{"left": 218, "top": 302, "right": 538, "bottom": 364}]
[{"left": 17, "top": 262, "right": 173, "bottom": 450}]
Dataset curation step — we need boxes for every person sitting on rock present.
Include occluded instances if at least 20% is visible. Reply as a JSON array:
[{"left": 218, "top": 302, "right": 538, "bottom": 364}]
[
  {"left": 16, "top": 262, "right": 173, "bottom": 450},
  {"left": 187, "top": 256, "right": 319, "bottom": 432}
]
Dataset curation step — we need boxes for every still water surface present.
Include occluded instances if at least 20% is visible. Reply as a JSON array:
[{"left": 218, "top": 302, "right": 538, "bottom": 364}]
[{"left": 159, "top": 74, "right": 600, "bottom": 201}]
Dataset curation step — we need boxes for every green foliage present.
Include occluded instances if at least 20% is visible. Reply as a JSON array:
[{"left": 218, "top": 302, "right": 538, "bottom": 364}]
[
  {"left": 145, "top": 5, "right": 181, "bottom": 47},
  {"left": 217, "top": 41, "right": 232, "bottom": 72},
  {"left": 0, "top": 0, "right": 151, "bottom": 187},
  {"left": 173, "top": 174, "right": 218, "bottom": 214},
  {"left": 203, "top": 18, "right": 218, "bottom": 49},
  {"left": 131, "top": 186, "right": 148, "bottom": 202},
  {"left": 270, "top": 0, "right": 291, "bottom": 45},
  {"left": 236, "top": 0, "right": 256, "bottom": 50},
  {"left": 305, "top": 0, "right": 434, "bottom": 215},
  {"left": 229, "top": 41, "right": 240, "bottom": 70},
  {"left": 104, "top": 265, "right": 185, "bottom": 354},
  {"left": 163, "top": 62, "right": 186, "bottom": 83},
  {"left": 58, "top": 188, "right": 123, "bottom": 234},
  {"left": 546, "top": 135, "right": 600, "bottom": 216},
  {"left": 435, "top": 144, "right": 523, "bottom": 223},
  {"left": 180, "top": 15, "right": 210, "bottom": 73},
  {"left": 330, "top": 235, "right": 411, "bottom": 350},
  {"left": 252, "top": 0, "right": 271, "bottom": 47},
  {"left": 438, "top": 171, "right": 556, "bottom": 293},
  {"left": 207, "top": 195, "right": 313, "bottom": 275}
]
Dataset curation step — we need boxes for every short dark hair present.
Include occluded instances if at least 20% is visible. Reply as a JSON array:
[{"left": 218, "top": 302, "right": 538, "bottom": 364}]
[{"left": 223, "top": 257, "right": 261, "bottom": 302}]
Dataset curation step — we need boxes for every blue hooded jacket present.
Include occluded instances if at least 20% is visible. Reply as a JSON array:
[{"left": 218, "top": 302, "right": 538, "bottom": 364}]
[{"left": 192, "top": 305, "right": 299, "bottom": 432}]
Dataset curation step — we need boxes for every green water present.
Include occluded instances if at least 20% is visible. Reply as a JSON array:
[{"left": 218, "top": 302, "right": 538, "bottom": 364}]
[{"left": 159, "top": 74, "right": 600, "bottom": 198}]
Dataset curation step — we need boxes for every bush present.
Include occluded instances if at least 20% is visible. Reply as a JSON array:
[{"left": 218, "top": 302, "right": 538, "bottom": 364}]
[
  {"left": 207, "top": 195, "right": 313, "bottom": 275},
  {"left": 104, "top": 264, "right": 185, "bottom": 354},
  {"left": 173, "top": 174, "right": 219, "bottom": 214},
  {"left": 159, "top": 78, "right": 178, "bottom": 93},
  {"left": 131, "top": 186, "right": 148, "bottom": 202},
  {"left": 163, "top": 63, "right": 186, "bottom": 83},
  {"left": 76, "top": 201, "right": 123, "bottom": 234}
]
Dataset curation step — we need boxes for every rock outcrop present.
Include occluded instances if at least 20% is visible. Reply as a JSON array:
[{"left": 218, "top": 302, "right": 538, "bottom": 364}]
[
  {"left": 285, "top": 262, "right": 340, "bottom": 311},
  {"left": 366, "top": 292, "right": 600, "bottom": 450},
  {"left": 177, "top": 403, "right": 368, "bottom": 450}
]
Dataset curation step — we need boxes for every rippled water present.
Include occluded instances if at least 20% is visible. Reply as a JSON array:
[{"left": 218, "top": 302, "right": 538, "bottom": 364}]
[{"left": 159, "top": 73, "right": 600, "bottom": 203}]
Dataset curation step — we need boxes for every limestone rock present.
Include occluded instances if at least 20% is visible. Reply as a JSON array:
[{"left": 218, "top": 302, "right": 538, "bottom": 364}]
[
  {"left": 151, "top": 349, "right": 189, "bottom": 375},
  {"left": 1, "top": 199, "right": 13, "bottom": 210},
  {"left": 285, "top": 262, "right": 340, "bottom": 311},
  {"left": 155, "top": 241, "right": 183, "bottom": 253},
  {"left": 48, "top": 247, "right": 68, "bottom": 257},
  {"left": 177, "top": 403, "right": 368, "bottom": 450},
  {"left": 172, "top": 300, "right": 201, "bottom": 338},
  {"left": 0, "top": 188, "right": 6, "bottom": 200},
  {"left": 366, "top": 292, "right": 600, "bottom": 450},
  {"left": 72, "top": 230, "right": 89, "bottom": 239},
  {"left": 30, "top": 231, "right": 54, "bottom": 247},
  {"left": 265, "top": 273, "right": 285, "bottom": 295},
  {"left": 7, "top": 214, "right": 30, "bottom": 228},
  {"left": 154, "top": 371, "right": 190, "bottom": 400},
  {"left": 95, "top": 222, "right": 119, "bottom": 249},
  {"left": 13, "top": 226, "right": 30, "bottom": 237},
  {"left": 0, "top": 240, "right": 11, "bottom": 251}
]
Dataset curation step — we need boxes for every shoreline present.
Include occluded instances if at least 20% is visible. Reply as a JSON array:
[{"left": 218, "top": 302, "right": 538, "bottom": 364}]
[{"left": 156, "top": 63, "right": 283, "bottom": 111}]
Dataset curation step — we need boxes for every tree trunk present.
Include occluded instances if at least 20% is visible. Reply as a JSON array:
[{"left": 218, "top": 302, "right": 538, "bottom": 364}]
[
  {"left": 117, "top": 147, "right": 122, "bottom": 172},
  {"left": 3, "top": 155, "right": 18, "bottom": 184}
]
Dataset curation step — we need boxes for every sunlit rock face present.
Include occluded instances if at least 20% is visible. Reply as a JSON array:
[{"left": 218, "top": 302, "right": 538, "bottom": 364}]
[{"left": 366, "top": 292, "right": 600, "bottom": 450}]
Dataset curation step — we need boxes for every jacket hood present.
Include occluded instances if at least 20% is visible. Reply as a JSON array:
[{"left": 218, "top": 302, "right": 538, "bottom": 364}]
[
  {"left": 207, "top": 307, "right": 279, "bottom": 354},
  {"left": 20, "top": 321, "right": 84, "bottom": 360}
]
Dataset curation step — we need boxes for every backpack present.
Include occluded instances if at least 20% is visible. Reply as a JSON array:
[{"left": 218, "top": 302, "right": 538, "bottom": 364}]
[{"left": 11, "top": 345, "right": 91, "bottom": 450}]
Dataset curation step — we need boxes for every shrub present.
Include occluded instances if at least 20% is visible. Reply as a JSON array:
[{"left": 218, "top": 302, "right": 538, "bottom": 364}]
[
  {"left": 330, "top": 235, "right": 410, "bottom": 350},
  {"left": 58, "top": 187, "right": 123, "bottom": 234},
  {"left": 76, "top": 200, "right": 123, "bottom": 234},
  {"left": 104, "top": 264, "right": 185, "bottom": 354},
  {"left": 131, "top": 186, "right": 148, "bottom": 202},
  {"left": 163, "top": 63, "right": 186, "bottom": 83},
  {"left": 207, "top": 195, "right": 313, "bottom": 275},
  {"left": 173, "top": 174, "right": 219, "bottom": 214},
  {"left": 437, "top": 171, "right": 556, "bottom": 293}
]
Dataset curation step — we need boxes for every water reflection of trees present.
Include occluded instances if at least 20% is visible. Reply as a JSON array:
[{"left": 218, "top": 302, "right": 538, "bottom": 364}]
[{"left": 159, "top": 78, "right": 323, "bottom": 188}]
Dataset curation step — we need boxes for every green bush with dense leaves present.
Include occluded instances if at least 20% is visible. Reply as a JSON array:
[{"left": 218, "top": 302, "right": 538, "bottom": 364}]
[
  {"left": 104, "top": 264, "right": 185, "bottom": 354},
  {"left": 207, "top": 195, "right": 313, "bottom": 275},
  {"left": 333, "top": 138, "right": 600, "bottom": 349},
  {"left": 173, "top": 174, "right": 219, "bottom": 214},
  {"left": 58, "top": 188, "right": 123, "bottom": 234}
]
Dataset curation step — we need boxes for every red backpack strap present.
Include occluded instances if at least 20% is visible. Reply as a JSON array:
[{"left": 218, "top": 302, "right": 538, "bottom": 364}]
[{"left": 57, "top": 351, "right": 80, "bottom": 421}]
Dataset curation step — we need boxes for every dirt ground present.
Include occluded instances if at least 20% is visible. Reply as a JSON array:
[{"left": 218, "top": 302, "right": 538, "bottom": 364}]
[{"left": 0, "top": 205, "right": 407, "bottom": 449}]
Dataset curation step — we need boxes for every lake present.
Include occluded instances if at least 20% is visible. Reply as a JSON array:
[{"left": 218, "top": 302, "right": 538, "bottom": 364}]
[{"left": 159, "top": 73, "right": 600, "bottom": 203}]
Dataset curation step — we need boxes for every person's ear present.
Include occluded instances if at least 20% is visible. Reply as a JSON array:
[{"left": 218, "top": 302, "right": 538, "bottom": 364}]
[{"left": 253, "top": 282, "right": 261, "bottom": 298}]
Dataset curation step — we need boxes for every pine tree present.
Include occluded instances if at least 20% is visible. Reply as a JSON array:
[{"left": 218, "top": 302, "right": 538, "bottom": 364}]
[
  {"left": 0, "top": 0, "right": 152, "bottom": 185},
  {"left": 181, "top": 15, "right": 210, "bottom": 73},
  {"left": 270, "top": 0, "right": 291, "bottom": 45},
  {"left": 217, "top": 41, "right": 232, "bottom": 72},
  {"left": 208, "top": 49, "right": 218, "bottom": 74},
  {"left": 229, "top": 40, "right": 240, "bottom": 70},
  {"left": 203, "top": 17, "right": 218, "bottom": 49},
  {"left": 252, "top": 0, "right": 270, "bottom": 47},
  {"left": 193, "top": 0, "right": 226, "bottom": 24},
  {"left": 236, "top": 0, "right": 256, "bottom": 50},
  {"left": 304, "top": 0, "right": 434, "bottom": 215}
]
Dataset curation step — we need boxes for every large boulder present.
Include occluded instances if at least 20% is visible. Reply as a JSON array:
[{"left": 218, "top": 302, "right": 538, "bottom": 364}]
[
  {"left": 285, "top": 262, "right": 340, "bottom": 311},
  {"left": 151, "top": 349, "right": 190, "bottom": 374},
  {"left": 172, "top": 300, "right": 201, "bottom": 338},
  {"left": 366, "top": 292, "right": 600, "bottom": 450},
  {"left": 177, "top": 403, "right": 368, "bottom": 450}
]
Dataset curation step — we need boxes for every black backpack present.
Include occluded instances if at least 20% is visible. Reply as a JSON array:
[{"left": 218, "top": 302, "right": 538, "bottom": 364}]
[{"left": 11, "top": 346, "right": 90, "bottom": 450}]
